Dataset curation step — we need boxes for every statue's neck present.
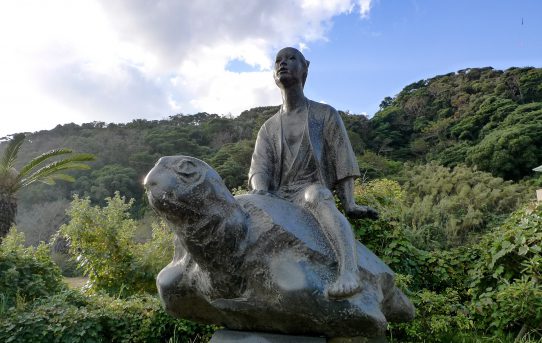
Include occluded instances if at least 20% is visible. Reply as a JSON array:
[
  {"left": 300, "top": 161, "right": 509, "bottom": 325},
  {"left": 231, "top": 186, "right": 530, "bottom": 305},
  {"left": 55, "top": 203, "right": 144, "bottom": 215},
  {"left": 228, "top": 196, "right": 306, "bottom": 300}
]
[
  {"left": 280, "top": 85, "right": 306, "bottom": 113},
  {"left": 178, "top": 202, "right": 247, "bottom": 258}
]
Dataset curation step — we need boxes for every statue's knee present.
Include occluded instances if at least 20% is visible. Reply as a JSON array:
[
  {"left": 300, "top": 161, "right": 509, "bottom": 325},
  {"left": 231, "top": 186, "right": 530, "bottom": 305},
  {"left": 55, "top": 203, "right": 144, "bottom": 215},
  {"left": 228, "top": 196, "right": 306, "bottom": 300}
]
[
  {"left": 157, "top": 264, "right": 183, "bottom": 297},
  {"left": 304, "top": 185, "right": 333, "bottom": 206}
]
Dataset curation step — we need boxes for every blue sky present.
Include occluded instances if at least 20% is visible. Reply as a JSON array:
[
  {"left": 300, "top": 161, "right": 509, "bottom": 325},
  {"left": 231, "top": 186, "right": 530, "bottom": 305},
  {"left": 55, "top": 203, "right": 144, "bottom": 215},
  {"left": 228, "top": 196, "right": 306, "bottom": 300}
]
[
  {"left": 1, "top": 0, "right": 541, "bottom": 137},
  {"left": 305, "top": 0, "right": 542, "bottom": 115}
]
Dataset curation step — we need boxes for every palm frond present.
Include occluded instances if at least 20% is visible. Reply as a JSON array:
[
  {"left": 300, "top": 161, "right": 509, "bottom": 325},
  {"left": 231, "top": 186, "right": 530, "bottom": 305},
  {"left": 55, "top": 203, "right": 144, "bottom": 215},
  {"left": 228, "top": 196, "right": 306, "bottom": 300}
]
[
  {"left": 0, "top": 133, "right": 25, "bottom": 171},
  {"left": 18, "top": 163, "right": 89, "bottom": 190},
  {"left": 18, "top": 148, "right": 73, "bottom": 178},
  {"left": 15, "top": 154, "right": 95, "bottom": 192},
  {"left": 39, "top": 173, "right": 76, "bottom": 185}
]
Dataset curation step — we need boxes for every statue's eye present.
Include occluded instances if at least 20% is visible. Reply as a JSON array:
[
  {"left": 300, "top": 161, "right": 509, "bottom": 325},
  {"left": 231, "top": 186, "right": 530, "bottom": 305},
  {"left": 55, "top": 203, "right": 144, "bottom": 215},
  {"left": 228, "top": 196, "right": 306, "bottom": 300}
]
[{"left": 176, "top": 160, "right": 199, "bottom": 181}]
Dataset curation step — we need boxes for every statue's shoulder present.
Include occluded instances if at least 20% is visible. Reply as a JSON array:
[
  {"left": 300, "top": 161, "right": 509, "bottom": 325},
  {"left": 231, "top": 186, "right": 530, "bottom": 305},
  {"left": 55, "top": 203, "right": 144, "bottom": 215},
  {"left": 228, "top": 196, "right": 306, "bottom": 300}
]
[
  {"left": 308, "top": 99, "right": 335, "bottom": 112},
  {"left": 307, "top": 99, "right": 340, "bottom": 122},
  {"left": 260, "top": 108, "right": 282, "bottom": 129}
]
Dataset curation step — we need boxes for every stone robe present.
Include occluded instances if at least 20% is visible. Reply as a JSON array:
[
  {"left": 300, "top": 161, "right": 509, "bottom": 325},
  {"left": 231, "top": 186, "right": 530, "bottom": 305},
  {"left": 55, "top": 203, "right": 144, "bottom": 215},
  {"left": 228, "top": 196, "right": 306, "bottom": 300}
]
[{"left": 248, "top": 99, "right": 360, "bottom": 194}]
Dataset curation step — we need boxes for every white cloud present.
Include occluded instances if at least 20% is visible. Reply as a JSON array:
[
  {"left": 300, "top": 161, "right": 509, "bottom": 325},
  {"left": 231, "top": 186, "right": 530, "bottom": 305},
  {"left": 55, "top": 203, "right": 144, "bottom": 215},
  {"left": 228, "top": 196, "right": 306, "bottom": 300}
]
[
  {"left": 0, "top": 0, "right": 373, "bottom": 136},
  {"left": 358, "top": 0, "right": 373, "bottom": 17}
]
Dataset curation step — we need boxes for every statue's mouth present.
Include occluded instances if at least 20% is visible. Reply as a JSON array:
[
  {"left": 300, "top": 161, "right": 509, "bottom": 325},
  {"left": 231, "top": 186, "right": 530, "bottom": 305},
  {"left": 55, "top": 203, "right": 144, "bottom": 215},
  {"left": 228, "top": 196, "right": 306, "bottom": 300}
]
[
  {"left": 146, "top": 187, "right": 206, "bottom": 222},
  {"left": 147, "top": 189, "right": 177, "bottom": 213}
]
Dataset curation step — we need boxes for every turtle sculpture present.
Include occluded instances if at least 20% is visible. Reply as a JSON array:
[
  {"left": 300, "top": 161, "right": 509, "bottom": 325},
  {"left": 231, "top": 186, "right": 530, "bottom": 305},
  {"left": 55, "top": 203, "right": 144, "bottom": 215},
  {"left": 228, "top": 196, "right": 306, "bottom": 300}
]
[{"left": 144, "top": 155, "right": 415, "bottom": 338}]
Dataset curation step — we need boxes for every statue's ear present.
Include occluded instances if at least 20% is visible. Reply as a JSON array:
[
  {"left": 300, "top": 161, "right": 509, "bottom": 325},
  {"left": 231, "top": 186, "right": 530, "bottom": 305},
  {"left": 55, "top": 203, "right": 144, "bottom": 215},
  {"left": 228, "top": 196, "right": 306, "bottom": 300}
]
[{"left": 306, "top": 60, "right": 310, "bottom": 68}]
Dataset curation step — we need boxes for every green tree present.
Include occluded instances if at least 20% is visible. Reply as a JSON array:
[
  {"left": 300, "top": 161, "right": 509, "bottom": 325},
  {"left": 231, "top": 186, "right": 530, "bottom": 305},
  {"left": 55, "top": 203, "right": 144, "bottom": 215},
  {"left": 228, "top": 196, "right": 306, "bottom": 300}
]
[
  {"left": 209, "top": 140, "right": 254, "bottom": 189},
  {"left": 74, "top": 164, "right": 140, "bottom": 205},
  {"left": 0, "top": 134, "right": 94, "bottom": 241},
  {"left": 466, "top": 103, "right": 542, "bottom": 180}
]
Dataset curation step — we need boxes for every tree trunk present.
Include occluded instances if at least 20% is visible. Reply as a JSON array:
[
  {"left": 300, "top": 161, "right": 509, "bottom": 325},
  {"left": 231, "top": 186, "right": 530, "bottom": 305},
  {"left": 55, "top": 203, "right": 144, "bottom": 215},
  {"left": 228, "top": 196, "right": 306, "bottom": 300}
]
[{"left": 0, "top": 193, "right": 17, "bottom": 242}]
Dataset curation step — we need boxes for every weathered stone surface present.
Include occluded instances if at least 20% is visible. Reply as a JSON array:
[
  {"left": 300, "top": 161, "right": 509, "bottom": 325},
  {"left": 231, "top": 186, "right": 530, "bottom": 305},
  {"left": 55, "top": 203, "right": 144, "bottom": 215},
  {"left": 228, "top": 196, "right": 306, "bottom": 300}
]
[{"left": 144, "top": 156, "right": 415, "bottom": 338}]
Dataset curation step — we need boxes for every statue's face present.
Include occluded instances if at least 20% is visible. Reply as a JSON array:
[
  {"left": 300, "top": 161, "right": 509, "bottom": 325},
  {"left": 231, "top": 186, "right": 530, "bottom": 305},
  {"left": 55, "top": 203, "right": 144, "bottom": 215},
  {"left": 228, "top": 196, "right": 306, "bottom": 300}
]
[{"left": 273, "top": 47, "right": 307, "bottom": 88}]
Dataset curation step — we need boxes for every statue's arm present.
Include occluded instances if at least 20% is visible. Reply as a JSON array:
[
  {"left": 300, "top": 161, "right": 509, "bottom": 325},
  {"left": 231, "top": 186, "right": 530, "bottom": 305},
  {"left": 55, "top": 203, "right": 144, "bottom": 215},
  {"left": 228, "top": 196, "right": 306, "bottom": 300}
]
[
  {"left": 324, "top": 107, "right": 378, "bottom": 219},
  {"left": 336, "top": 177, "right": 379, "bottom": 220},
  {"left": 248, "top": 124, "right": 274, "bottom": 192},
  {"left": 250, "top": 173, "right": 269, "bottom": 192}
]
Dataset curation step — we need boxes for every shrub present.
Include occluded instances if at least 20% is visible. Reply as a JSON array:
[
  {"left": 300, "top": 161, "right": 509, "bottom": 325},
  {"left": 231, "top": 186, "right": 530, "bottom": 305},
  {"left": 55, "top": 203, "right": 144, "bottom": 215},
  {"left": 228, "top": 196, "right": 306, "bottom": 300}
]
[
  {"left": 354, "top": 180, "right": 542, "bottom": 341},
  {"left": 468, "top": 202, "right": 542, "bottom": 336},
  {"left": 399, "top": 163, "right": 529, "bottom": 249},
  {"left": 0, "top": 228, "right": 64, "bottom": 312},
  {"left": 59, "top": 193, "right": 173, "bottom": 296},
  {"left": 392, "top": 288, "right": 473, "bottom": 342},
  {"left": 0, "top": 290, "right": 216, "bottom": 343}
]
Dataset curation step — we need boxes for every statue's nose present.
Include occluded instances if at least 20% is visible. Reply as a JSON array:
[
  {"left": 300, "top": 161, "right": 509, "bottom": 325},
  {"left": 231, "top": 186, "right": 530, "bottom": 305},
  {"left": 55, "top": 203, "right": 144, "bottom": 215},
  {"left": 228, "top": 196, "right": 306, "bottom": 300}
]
[
  {"left": 143, "top": 166, "right": 177, "bottom": 191},
  {"left": 143, "top": 172, "right": 156, "bottom": 188},
  {"left": 144, "top": 157, "right": 168, "bottom": 188}
]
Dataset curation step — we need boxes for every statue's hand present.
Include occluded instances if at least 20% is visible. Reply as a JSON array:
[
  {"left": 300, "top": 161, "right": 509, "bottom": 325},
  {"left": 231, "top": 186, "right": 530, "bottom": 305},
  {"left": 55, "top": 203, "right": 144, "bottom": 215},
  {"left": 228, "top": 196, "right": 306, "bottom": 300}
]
[{"left": 345, "top": 204, "right": 379, "bottom": 220}]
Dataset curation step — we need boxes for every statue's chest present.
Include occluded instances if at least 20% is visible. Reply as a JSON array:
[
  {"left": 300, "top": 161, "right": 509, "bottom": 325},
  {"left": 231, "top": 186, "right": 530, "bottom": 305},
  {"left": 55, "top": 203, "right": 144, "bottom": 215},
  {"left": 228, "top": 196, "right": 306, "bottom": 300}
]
[{"left": 280, "top": 110, "right": 307, "bottom": 149}]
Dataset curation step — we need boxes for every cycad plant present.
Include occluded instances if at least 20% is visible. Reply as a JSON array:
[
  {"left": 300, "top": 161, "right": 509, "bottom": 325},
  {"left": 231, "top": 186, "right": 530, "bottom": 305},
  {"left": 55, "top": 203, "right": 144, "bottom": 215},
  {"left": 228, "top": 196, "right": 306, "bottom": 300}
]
[{"left": 0, "top": 133, "right": 95, "bottom": 241}]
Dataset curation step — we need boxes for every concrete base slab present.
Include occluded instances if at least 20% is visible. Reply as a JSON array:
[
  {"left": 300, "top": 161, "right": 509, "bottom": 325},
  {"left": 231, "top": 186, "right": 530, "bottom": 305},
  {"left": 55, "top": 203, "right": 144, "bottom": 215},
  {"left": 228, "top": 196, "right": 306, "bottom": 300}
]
[{"left": 210, "top": 330, "right": 325, "bottom": 342}]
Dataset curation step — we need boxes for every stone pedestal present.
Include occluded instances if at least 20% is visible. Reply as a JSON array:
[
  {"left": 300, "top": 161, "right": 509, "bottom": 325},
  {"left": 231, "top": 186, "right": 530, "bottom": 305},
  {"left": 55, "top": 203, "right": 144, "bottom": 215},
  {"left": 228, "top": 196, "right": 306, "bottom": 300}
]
[
  {"left": 209, "top": 330, "right": 388, "bottom": 343},
  {"left": 210, "top": 330, "right": 324, "bottom": 342}
]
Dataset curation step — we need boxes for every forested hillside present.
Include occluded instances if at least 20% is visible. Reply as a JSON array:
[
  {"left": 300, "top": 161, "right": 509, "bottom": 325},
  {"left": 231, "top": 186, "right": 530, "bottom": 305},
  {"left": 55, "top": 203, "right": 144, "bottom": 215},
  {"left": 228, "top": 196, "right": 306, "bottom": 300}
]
[
  {"left": 1, "top": 67, "right": 541, "bottom": 246},
  {"left": 369, "top": 66, "right": 542, "bottom": 180}
]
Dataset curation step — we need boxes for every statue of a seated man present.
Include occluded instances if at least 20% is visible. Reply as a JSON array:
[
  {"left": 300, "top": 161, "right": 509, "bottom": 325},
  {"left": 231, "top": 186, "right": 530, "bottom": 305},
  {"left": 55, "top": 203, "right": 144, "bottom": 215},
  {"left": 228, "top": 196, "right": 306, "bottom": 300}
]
[
  {"left": 144, "top": 47, "right": 414, "bottom": 339},
  {"left": 249, "top": 47, "right": 378, "bottom": 299}
]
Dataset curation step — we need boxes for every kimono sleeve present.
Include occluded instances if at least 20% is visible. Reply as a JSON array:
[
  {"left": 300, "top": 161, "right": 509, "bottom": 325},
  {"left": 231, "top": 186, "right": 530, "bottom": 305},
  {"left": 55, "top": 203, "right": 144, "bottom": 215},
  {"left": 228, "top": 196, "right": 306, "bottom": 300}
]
[
  {"left": 323, "top": 108, "right": 360, "bottom": 187},
  {"left": 248, "top": 123, "right": 277, "bottom": 190}
]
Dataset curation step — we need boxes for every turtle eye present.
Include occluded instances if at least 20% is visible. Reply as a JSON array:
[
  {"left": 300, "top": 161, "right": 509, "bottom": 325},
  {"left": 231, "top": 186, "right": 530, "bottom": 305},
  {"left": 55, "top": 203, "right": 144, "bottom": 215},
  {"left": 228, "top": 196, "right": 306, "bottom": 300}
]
[{"left": 176, "top": 159, "right": 200, "bottom": 182}]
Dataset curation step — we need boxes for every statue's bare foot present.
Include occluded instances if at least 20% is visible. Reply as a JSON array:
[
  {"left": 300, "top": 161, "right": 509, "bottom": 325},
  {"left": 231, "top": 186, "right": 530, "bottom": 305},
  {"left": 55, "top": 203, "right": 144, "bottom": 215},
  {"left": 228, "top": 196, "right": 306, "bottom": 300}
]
[{"left": 327, "top": 271, "right": 362, "bottom": 299}]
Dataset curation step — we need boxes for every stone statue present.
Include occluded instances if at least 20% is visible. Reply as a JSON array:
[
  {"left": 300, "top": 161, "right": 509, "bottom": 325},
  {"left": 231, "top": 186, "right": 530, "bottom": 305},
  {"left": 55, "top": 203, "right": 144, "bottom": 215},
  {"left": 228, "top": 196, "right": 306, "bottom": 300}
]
[
  {"left": 145, "top": 156, "right": 414, "bottom": 338},
  {"left": 249, "top": 47, "right": 378, "bottom": 299},
  {"left": 143, "top": 47, "right": 414, "bottom": 340}
]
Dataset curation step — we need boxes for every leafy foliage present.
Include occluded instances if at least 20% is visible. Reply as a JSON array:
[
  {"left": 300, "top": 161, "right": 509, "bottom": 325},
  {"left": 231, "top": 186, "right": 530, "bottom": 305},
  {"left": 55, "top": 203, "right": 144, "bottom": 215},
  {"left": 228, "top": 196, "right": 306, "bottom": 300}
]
[
  {"left": 399, "top": 163, "right": 529, "bottom": 249},
  {"left": 0, "top": 210, "right": 214, "bottom": 343},
  {"left": 354, "top": 179, "right": 542, "bottom": 341},
  {"left": 73, "top": 164, "right": 143, "bottom": 215},
  {"left": 209, "top": 140, "right": 254, "bottom": 189},
  {"left": 59, "top": 193, "right": 173, "bottom": 296},
  {"left": 0, "top": 290, "right": 216, "bottom": 343},
  {"left": 468, "top": 202, "right": 542, "bottom": 334},
  {"left": 467, "top": 103, "right": 542, "bottom": 180},
  {"left": 0, "top": 229, "right": 64, "bottom": 313}
]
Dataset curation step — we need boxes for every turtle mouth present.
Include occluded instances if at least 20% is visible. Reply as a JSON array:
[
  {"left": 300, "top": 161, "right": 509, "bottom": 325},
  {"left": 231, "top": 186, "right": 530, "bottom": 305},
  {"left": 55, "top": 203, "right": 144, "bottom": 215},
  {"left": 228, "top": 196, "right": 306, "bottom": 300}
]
[
  {"left": 147, "top": 189, "right": 176, "bottom": 213},
  {"left": 147, "top": 188, "right": 206, "bottom": 221}
]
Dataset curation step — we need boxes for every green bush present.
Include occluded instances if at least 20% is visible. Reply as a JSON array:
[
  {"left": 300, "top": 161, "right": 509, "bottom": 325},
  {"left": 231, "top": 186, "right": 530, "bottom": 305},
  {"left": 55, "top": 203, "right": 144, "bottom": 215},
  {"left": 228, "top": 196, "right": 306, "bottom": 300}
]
[
  {"left": 355, "top": 179, "right": 542, "bottom": 341},
  {"left": 392, "top": 288, "right": 473, "bottom": 342},
  {"left": 468, "top": 202, "right": 542, "bottom": 335},
  {"left": 0, "top": 290, "right": 216, "bottom": 343},
  {"left": 59, "top": 193, "right": 173, "bottom": 296},
  {"left": 0, "top": 225, "right": 215, "bottom": 342},
  {"left": 0, "top": 228, "right": 64, "bottom": 312},
  {"left": 399, "top": 163, "right": 528, "bottom": 249}
]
